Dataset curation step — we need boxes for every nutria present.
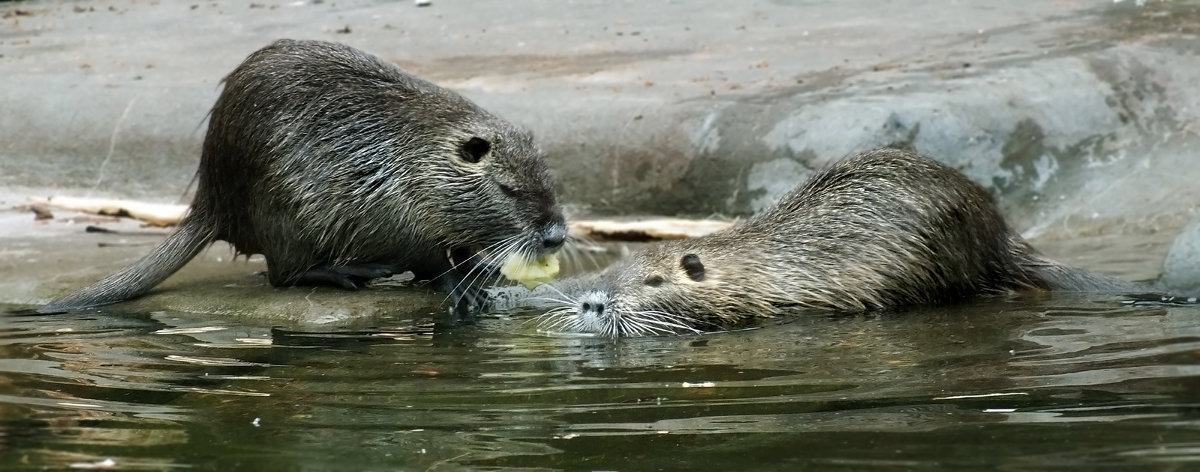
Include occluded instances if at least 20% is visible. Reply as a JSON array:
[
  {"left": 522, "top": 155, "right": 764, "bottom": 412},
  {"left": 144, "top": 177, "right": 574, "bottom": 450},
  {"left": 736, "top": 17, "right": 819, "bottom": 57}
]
[
  {"left": 491, "top": 147, "right": 1145, "bottom": 336},
  {"left": 40, "top": 39, "right": 566, "bottom": 313}
]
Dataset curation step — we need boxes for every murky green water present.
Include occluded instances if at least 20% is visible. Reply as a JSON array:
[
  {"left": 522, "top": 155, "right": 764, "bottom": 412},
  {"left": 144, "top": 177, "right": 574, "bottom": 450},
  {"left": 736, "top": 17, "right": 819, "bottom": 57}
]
[
  {"left": 2, "top": 294, "right": 1198, "bottom": 471},
  {"left": 3, "top": 239, "right": 1200, "bottom": 471}
]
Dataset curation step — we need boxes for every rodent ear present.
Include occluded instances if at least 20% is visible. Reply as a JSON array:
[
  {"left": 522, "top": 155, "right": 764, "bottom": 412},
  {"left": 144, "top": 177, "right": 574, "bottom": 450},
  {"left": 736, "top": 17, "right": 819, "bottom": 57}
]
[
  {"left": 460, "top": 136, "right": 491, "bottom": 164},
  {"left": 680, "top": 253, "right": 705, "bottom": 282}
]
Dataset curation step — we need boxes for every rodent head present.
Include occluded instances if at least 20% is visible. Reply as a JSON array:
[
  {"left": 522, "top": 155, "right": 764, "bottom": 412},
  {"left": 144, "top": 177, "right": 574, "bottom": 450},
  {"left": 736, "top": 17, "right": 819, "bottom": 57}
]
[
  {"left": 423, "top": 115, "right": 566, "bottom": 272},
  {"left": 542, "top": 241, "right": 774, "bottom": 337}
]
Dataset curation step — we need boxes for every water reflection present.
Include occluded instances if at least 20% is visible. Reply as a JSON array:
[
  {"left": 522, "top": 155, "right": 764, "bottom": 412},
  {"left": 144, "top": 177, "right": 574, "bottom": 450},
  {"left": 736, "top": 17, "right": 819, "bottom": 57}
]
[{"left": 1, "top": 292, "right": 1199, "bottom": 470}]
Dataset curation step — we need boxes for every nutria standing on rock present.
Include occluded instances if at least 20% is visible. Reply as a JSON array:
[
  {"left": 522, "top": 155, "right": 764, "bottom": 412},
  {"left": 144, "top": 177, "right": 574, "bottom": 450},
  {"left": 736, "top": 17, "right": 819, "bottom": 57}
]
[
  {"left": 492, "top": 147, "right": 1145, "bottom": 336},
  {"left": 40, "top": 39, "right": 566, "bottom": 314}
]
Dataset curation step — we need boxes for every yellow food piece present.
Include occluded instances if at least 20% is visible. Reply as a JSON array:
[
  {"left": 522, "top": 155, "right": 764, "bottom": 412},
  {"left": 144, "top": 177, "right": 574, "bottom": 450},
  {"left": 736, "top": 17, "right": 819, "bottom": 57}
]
[{"left": 500, "top": 252, "right": 561, "bottom": 289}]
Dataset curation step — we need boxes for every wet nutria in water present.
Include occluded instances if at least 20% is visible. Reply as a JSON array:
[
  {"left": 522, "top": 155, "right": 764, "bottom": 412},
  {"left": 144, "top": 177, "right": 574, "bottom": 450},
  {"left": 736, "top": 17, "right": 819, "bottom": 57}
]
[
  {"left": 40, "top": 39, "right": 566, "bottom": 313},
  {"left": 492, "top": 147, "right": 1145, "bottom": 336}
]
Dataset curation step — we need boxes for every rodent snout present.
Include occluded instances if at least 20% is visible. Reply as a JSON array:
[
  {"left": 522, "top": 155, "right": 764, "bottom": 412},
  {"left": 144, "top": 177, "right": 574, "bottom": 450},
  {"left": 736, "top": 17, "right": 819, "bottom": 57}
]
[
  {"left": 540, "top": 222, "right": 567, "bottom": 251},
  {"left": 580, "top": 300, "right": 606, "bottom": 317}
]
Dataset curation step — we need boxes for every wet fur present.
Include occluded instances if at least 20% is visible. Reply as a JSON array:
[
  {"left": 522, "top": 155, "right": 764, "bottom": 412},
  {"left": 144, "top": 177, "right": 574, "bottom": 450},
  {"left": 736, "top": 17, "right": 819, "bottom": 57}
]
[
  {"left": 41, "top": 39, "right": 565, "bottom": 313},
  {"left": 504, "top": 148, "right": 1144, "bottom": 336}
]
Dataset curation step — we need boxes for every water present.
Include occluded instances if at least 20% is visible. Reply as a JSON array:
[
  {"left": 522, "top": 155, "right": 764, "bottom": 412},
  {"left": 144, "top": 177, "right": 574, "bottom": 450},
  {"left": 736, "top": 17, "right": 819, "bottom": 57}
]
[{"left": 2, "top": 256, "right": 1200, "bottom": 470}]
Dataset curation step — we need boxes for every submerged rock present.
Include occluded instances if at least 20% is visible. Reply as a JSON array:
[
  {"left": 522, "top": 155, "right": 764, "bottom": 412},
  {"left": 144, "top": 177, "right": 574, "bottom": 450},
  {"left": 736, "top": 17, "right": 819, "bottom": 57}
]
[{"left": 1163, "top": 216, "right": 1200, "bottom": 294}]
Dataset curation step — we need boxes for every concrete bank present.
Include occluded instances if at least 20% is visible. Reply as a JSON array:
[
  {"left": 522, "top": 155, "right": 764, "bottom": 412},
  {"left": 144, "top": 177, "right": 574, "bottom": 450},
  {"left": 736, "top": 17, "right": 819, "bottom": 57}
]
[{"left": 2, "top": 0, "right": 1199, "bottom": 321}]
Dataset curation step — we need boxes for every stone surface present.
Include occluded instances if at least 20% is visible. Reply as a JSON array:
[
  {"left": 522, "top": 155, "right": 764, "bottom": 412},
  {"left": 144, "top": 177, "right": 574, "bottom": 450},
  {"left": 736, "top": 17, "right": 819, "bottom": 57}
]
[
  {"left": 2, "top": 0, "right": 1199, "bottom": 320},
  {"left": 1164, "top": 216, "right": 1200, "bottom": 293}
]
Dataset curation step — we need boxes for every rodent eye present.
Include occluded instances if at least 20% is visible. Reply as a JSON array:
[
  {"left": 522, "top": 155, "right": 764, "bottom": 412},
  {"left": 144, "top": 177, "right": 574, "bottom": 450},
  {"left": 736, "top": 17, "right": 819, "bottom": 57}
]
[
  {"left": 460, "top": 136, "right": 491, "bottom": 164},
  {"left": 680, "top": 253, "right": 706, "bottom": 282},
  {"left": 643, "top": 275, "right": 665, "bottom": 287}
]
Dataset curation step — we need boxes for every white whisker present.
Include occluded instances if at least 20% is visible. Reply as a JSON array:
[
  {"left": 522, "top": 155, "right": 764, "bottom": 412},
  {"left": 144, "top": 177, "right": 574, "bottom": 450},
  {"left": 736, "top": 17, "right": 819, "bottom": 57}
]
[
  {"left": 437, "top": 234, "right": 524, "bottom": 306},
  {"left": 564, "top": 233, "right": 606, "bottom": 272}
]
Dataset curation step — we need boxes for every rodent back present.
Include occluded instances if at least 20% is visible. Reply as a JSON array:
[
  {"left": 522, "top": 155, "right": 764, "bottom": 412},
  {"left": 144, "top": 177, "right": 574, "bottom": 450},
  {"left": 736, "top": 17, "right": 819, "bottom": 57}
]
[
  {"left": 745, "top": 148, "right": 1035, "bottom": 297},
  {"left": 595, "top": 148, "right": 1041, "bottom": 321},
  {"left": 199, "top": 39, "right": 562, "bottom": 257}
]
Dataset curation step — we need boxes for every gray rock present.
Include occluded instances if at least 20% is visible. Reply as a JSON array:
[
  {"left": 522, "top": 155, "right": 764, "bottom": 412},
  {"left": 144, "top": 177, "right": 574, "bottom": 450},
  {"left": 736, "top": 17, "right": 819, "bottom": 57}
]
[
  {"left": 4, "top": 0, "right": 1200, "bottom": 319},
  {"left": 1163, "top": 216, "right": 1200, "bottom": 294}
]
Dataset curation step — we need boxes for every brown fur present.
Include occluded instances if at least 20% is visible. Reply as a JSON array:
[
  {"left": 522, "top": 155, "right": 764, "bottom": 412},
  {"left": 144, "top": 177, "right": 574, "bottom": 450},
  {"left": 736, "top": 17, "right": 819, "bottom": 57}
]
[
  {"left": 513, "top": 148, "right": 1142, "bottom": 336},
  {"left": 41, "top": 39, "right": 565, "bottom": 313}
]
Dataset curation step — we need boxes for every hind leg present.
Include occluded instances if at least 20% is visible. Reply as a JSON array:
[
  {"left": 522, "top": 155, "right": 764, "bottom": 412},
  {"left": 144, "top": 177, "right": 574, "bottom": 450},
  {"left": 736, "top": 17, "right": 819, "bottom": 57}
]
[
  {"left": 272, "top": 262, "right": 401, "bottom": 289},
  {"left": 298, "top": 262, "right": 402, "bottom": 289}
]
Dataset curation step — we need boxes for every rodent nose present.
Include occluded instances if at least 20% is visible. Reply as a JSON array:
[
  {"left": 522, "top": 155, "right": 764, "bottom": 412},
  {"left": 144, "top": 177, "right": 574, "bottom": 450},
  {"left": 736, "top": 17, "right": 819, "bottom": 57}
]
[
  {"left": 581, "top": 301, "right": 605, "bottom": 316},
  {"left": 542, "top": 223, "right": 567, "bottom": 251}
]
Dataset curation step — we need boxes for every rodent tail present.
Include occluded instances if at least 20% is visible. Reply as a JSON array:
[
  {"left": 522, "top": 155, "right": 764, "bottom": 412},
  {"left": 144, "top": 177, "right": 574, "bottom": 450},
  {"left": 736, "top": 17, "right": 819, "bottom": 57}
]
[
  {"left": 1023, "top": 256, "right": 1145, "bottom": 292},
  {"left": 1011, "top": 237, "right": 1149, "bottom": 293},
  {"left": 38, "top": 212, "right": 215, "bottom": 313}
]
